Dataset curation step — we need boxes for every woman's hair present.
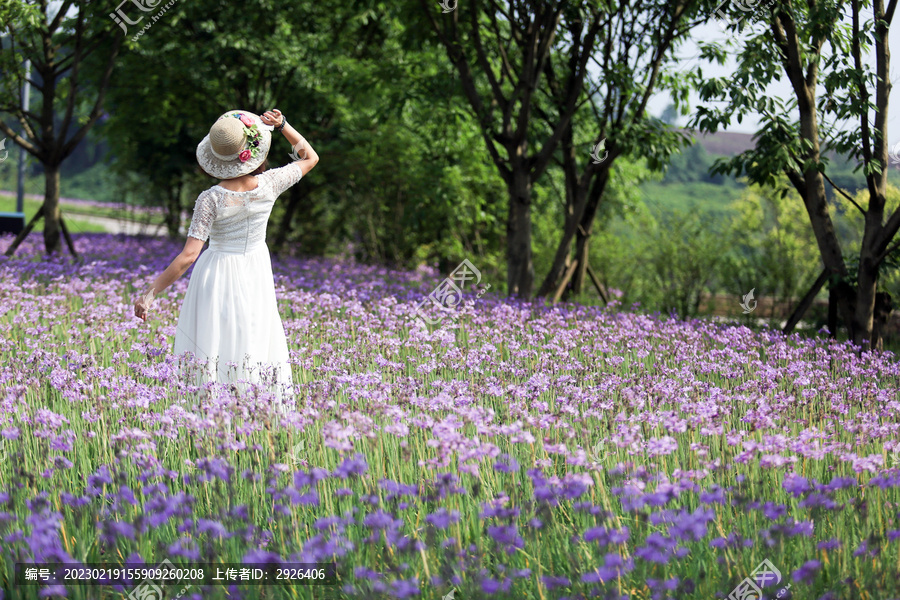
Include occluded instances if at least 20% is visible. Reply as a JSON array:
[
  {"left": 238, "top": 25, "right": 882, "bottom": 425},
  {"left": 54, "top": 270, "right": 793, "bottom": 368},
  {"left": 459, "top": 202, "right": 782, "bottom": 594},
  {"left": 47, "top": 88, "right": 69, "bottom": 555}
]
[
  {"left": 197, "top": 156, "right": 269, "bottom": 179},
  {"left": 249, "top": 157, "right": 268, "bottom": 176}
]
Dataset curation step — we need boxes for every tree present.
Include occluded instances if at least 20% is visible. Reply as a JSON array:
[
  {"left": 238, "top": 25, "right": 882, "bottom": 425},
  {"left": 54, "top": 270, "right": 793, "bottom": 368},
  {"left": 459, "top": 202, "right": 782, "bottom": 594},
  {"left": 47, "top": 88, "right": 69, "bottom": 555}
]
[
  {"left": 0, "top": 0, "right": 124, "bottom": 257},
  {"left": 692, "top": 0, "right": 898, "bottom": 350},
  {"left": 92, "top": 0, "right": 508, "bottom": 275},
  {"left": 535, "top": 0, "right": 701, "bottom": 300},
  {"left": 416, "top": 0, "right": 605, "bottom": 297},
  {"left": 92, "top": 0, "right": 316, "bottom": 239}
]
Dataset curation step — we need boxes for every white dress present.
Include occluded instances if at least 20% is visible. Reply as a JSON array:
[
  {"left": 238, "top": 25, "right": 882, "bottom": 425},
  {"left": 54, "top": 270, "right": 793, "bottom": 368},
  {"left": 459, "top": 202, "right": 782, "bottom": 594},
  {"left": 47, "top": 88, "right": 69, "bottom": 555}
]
[{"left": 173, "top": 162, "right": 303, "bottom": 410}]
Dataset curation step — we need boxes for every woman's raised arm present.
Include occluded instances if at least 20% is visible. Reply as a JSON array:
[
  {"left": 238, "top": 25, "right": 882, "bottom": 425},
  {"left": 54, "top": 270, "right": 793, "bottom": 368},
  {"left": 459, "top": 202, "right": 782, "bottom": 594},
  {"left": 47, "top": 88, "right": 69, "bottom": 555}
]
[{"left": 261, "top": 109, "right": 319, "bottom": 177}]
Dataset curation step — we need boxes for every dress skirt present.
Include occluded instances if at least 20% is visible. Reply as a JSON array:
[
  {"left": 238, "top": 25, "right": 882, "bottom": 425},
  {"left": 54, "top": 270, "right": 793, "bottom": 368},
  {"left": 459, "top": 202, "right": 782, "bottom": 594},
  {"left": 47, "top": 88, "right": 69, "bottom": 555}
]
[{"left": 173, "top": 242, "right": 293, "bottom": 410}]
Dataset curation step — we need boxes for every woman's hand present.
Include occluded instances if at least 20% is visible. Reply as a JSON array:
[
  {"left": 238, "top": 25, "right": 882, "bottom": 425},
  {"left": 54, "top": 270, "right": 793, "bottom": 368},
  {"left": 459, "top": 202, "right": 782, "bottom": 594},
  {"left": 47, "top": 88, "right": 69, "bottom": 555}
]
[
  {"left": 261, "top": 109, "right": 284, "bottom": 128},
  {"left": 134, "top": 299, "right": 148, "bottom": 322},
  {"left": 134, "top": 288, "right": 155, "bottom": 322}
]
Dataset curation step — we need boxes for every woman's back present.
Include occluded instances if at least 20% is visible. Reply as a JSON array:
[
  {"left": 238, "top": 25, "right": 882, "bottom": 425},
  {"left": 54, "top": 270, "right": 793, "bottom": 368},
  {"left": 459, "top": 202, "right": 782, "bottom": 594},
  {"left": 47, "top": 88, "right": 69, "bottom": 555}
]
[{"left": 186, "top": 162, "right": 304, "bottom": 254}]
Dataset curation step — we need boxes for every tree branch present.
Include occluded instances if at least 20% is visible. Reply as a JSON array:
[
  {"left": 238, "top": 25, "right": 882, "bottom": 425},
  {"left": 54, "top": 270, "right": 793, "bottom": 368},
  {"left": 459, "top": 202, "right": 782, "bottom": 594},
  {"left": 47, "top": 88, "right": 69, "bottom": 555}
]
[
  {"left": 48, "top": 0, "right": 74, "bottom": 34},
  {"left": 0, "top": 121, "right": 41, "bottom": 157},
  {"left": 532, "top": 7, "right": 602, "bottom": 179},
  {"left": 59, "top": 5, "right": 86, "bottom": 146},
  {"left": 470, "top": 0, "right": 508, "bottom": 113},
  {"left": 61, "top": 30, "right": 124, "bottom": 158}
]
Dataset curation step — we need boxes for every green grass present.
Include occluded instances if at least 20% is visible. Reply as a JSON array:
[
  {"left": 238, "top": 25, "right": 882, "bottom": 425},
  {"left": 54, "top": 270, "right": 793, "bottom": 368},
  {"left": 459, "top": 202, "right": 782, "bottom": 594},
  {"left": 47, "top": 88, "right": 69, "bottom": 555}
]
[
  {"left": 0, "top": 194, "right": 141, "bottom": 234},
  {"left": 640, "top": 181, "right": 743, "bottom": 221}
]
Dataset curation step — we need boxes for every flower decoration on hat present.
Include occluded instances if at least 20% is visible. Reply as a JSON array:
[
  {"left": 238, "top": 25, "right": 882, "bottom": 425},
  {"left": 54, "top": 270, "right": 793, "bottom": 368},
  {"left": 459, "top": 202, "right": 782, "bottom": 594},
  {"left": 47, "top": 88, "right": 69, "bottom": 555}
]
[
  {"left": 229, "top": 113, "right": 263, "bottom": 163},
  {"left": 197, "top": 109, "right": 272, "bottom": 180}
]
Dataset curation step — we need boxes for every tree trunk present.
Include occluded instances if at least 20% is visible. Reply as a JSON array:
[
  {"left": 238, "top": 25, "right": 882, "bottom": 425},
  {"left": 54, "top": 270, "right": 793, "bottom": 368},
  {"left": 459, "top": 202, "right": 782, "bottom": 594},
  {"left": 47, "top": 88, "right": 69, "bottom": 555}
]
[
  {"left": 830, "top": 281, "right": 857, "bottom": 340},
  {"left": 571, "top": 233, "right": 590, "bottom": 297},
  {"left": 3, "top": 204, "right": 44, "bottom": 257},
  {"left": 782, "top": 267, "right": 828, "bottom": 334},
  {"left": 164, "top": 181, "right": 182, "bottom": 238},
  {"left": 506, "top": 169, "right": 533, "bottom": 298},
  {"left": 537, "top": 123, "right": 580, "bottom": 298},
  {"left": 571, "top": 168, "right": 610, "bottom": 296},
  {"left": 853, "top": 254, "right": 878, "bottom": 347},
  {"left": 873, "top": 291, "right": 892, "bottom": 351},
  {"left": 539, "top": 166, "right": 609, "bottom": 298},
  {"left": 42, "top": 165, "right": 62, "bottom": 255},
  {"left": 793, "top": 90, "right": 858, "bottom": 341}
]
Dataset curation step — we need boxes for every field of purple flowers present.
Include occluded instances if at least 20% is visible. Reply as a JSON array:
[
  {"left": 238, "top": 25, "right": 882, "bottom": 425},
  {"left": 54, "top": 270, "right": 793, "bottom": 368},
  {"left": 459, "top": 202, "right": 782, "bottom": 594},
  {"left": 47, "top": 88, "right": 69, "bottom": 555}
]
[{"left": 1, "top": 232, "right": 899, "bottom": 600}]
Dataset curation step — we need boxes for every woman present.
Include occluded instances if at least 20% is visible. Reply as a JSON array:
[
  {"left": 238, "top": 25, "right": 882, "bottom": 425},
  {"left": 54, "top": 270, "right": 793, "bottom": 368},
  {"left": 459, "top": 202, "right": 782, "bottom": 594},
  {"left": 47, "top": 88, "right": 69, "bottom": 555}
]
[{"left": 134, "top": 108, "right": 318, "bottom": 411}]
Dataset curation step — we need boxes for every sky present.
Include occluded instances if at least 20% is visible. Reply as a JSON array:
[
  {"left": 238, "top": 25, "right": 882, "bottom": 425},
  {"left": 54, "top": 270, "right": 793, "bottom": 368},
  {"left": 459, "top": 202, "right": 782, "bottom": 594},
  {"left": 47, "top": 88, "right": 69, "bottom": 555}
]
[{"left": 641, "top": 9, "right": 900, "bottom": 152}]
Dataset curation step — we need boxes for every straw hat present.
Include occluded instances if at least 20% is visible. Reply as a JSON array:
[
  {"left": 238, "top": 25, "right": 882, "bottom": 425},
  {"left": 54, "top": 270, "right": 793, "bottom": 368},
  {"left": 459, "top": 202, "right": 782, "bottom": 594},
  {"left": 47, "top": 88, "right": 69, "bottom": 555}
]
[{"left": 196, "top": 110, "right": 274, "bottom": 180}]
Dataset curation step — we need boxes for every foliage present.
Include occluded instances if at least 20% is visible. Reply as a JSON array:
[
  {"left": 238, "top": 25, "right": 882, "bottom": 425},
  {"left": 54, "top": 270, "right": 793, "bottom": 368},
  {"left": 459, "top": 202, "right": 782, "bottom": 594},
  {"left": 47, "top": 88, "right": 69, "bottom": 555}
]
[
  {"left": 719, "top": 177, "right": 822, "bottom": 319},
  {"left": 660, "top": 143, "right": 741, "bottom": 187},
  {"left": 593, "top": 201, "right": 724, "bottom": 319},
  {"left": 832, "top": 183, "right": 900, "bottom": 297},
  {"left": 82, "top": 0, "right": 508, "bottom": 280}
]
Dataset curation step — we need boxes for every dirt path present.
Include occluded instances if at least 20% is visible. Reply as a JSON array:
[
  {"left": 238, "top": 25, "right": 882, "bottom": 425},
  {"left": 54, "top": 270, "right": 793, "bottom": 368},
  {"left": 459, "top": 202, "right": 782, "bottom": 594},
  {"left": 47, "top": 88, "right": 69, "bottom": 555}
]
[{"left": 64, "top": 213, "right": 172, "bottom": 236}]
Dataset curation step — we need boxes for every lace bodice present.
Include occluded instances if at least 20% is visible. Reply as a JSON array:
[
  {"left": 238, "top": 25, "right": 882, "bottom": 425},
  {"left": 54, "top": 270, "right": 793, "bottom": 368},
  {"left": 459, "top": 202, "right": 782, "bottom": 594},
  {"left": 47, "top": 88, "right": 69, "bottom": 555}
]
[{"left": 186, "top": 162, "right": 303, "bottom": 252}]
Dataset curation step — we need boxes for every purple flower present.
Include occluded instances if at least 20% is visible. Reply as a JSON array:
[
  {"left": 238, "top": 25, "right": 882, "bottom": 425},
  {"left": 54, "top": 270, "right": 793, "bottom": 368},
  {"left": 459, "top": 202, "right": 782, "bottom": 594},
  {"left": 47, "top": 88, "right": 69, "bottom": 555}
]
[
  {"left": 792, "top": 560, "right": 821, "bottom": 585},
  {"left": 363, "top": 510, "right": 398, "bottom": 530},
  {"left": 389, "top": 578, "right": 420, "bottom": 598},
  {"left": 486, "top": 525, "right": 524, "bottom": 554},
  {"left": 513, "top": 568, "right": 531, "bottom": 578},
  {"left": 167, "top": 537, "right": 200, "bottom": 560},
  {"left": 60, "top": 493, "right": 89, "bottom": 508},
  {"left": 116, "top": 485, "right": 138, "bottom": 506},
  {"left": 822, "top": 476, "right": 856, "bottom": 492},
  {"left": 481, "top": 577, "right": 511, "bottom": 594},
  {"left": 787, "top": 519, "right": 815, "bottom": 537},
  {"left": 333, "top": 454, "right": 368, "bottom": 479},
  {"left": 195, "top": 457, "right": 233, "bottom": 483},
  {"left": 634, "top": 532, "right": 676, "bottom": 564},
  {"left": 761, "top": 502, "right": 787, "bottom": 521},
  {"left": 670, "top": 507, "right": 715, "bottom": 541},
  {"left": 197, "top": 519, "right": 228, "bottom": 538},
  {"left": 37, "top": 585, "right": 67, "bottom": 598},
  {"left": 354, "top": 566, "right": 381, "bottom": 580},
  {"left": 87, "top": 465, "right": 113, "bottom": 494},
  {"left": 425, "top": 508, "right": 459, "bottom": 530},
  {"left": 799, "top": 492, "right": 842, "bottom": 511},
  {"left": 99, "top": 520, "right": 135, "bottom": 545},
  {"left": 242, "top": 549, "right": 283, "bottom": 565},
  {"left": 583, "top": 526, "right": 611, "bottom": 545},
  {"left": 783, "top": 474, "right": 811, "bottom": 497},
  {"left": 817, "top": 538, "right": 841, "bottom": 550},
  {"left": 868, "top": 471, "right": 900, "bottom": 490},
  {"left": 542, "top": 575, "right": 570, "bottom": 590},
  {"left": 853, "top": 539, "right": 879, "bottom": 557},
  {"left": 52, "top": 456, "right": 73, "bottom": 470},
  {"left": 699, "top": 485, "right": 725, "bottom": 504},
  {"left": 380, "top": 479, "right": 418, "bottom": 499},
  {"left": 493, "top": 454, "right": 519, "bottom": 473}
]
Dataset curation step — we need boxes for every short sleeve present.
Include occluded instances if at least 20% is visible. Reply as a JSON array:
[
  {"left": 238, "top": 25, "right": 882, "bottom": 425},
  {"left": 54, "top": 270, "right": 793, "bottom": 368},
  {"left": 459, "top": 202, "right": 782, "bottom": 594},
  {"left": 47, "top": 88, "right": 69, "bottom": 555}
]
[
  {"left": 186, "top": 191, "right": 217, "bottom": 242},
  {"left": 264, "top": 162, "right": 304, "bottom": 198}
]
